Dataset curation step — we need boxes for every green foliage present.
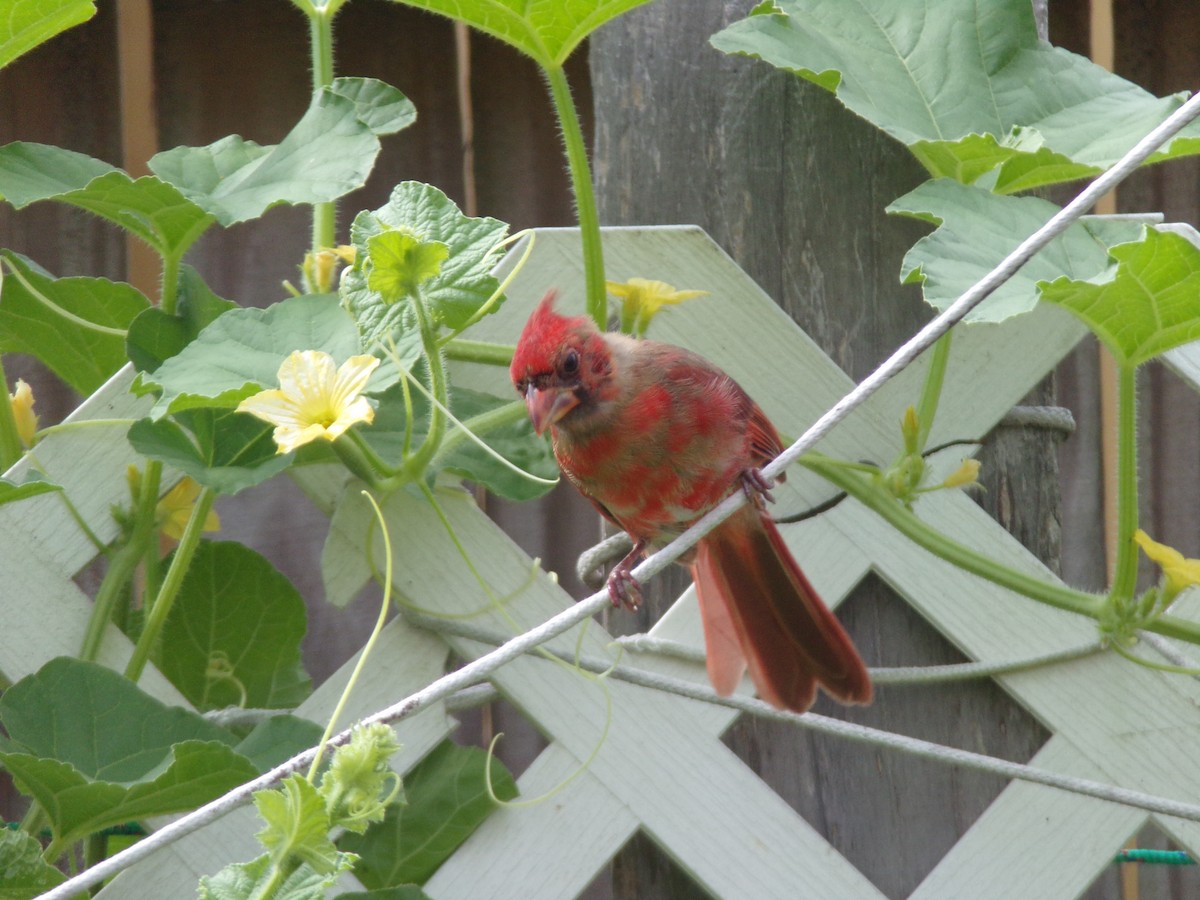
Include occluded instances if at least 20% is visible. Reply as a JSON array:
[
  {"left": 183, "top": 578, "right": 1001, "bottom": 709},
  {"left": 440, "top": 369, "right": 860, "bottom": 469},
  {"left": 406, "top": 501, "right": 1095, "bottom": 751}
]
[
  {"left": 149, "top": 78, "right": 414, "bottom": 226},
  {"left": 128, "top": 409, "right": 293, "bottom": 494},
  {"left": 711, "top": 0, "right": 1200, "bottom": 192},
  {"left": 126, "top": 265, "right": 238, "bottom": 373},
  {"left": 140, "top": 293, "right": 363, "bottom": 417},
  {"left": 158, "top": 540, "right": 312, "bottom": 710},
  {"left": 198, "top": 852, "right": 356, "bottom": 900},
  {"left": 887, "top": 180, "right": 1145, "bottom": 322},
  {"left": 0, "top": 149, "right": 216, "bottom": 260},
  {"left": 0, "top": 476, "right": 61, "bottom": 507},
  {"left": 0, "top": 0, "right": 95, "bottom": 70},
  {"left": 344, "top": 182, "right": 509, "bottom": 343},
  {"left": 1039, "top": 226, "right": 1200, "bottom": 368},
  {"left": 0, "top": 251, "right": 150, "bottom": 395},
  {"left": 0, "top": 658, "right": 259, "bottom": 852},
  {"left": 0, "top": 828, "right": 65, "bottom": 899},
  {"left": 365, "top": 384, "right": 556, "bottom": 500},
  {"left": 341, "top": 741, "right": 518, "bottom": 889},
  {"left": 257, "top": 775, "right": 347, "bottom": 875},
  {"left": 387, "top": 0, "right": 655, "bottom": 68}
]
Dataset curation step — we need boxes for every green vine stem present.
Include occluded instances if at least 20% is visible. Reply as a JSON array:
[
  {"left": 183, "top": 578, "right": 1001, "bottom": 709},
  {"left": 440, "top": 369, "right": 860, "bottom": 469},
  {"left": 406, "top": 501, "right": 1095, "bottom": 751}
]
[
  {"left": 78, "top": 461, "right": 162, "bottom": 662},
  {"left": 543, "top": 63, "right": 606, "bottom": 327},
  {"left": 803, "top": 453, "right": 1200, "bottom": 646},
  {"left": 306, "top": 1, "right": 342, "bottom": 256},
  {"left": 1109, "top": 362, "right": 1140, "bottom": 604},
  {"left": 444, "top": 338, "right": 514, "bottom": 367},
  {"left": 915, "top": 332, "right": 953, "bottom": 451},
  {"left": 431, "top": 399, "right": 528, "bottom": 464},
  {"left": 391, "top": 285, "right": 449, "bottom": 486},
  {"left": 124, "top": 485, "right": 216, "bottom": 682}
]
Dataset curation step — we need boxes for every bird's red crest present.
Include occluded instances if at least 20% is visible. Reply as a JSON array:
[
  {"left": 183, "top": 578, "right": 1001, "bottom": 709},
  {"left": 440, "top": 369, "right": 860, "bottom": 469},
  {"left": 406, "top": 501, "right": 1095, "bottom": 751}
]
[{"left": 510, "top": 290, "right": 590, "bottom": 385}]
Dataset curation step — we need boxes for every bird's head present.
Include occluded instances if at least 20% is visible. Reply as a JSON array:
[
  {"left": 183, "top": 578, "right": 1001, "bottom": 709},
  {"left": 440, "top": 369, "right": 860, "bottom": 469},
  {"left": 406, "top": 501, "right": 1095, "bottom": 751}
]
[{"left": 510, "top": 290, "right": 614, "bottom": 436}]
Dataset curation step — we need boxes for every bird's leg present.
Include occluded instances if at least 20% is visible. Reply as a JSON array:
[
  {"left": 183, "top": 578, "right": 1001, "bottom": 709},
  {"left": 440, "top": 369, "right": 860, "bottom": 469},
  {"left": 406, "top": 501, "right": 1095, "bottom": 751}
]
[
  {"left": 741, "top": 468, "right": 776, "bottom": 508},
  {"left": 607, "top": 538, "right": 648, "bottom": 610}
]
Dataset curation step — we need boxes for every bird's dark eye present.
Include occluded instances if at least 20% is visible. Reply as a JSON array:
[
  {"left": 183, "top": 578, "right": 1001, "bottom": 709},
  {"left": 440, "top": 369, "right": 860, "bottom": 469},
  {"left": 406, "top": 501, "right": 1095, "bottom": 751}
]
[{"left": 562, "top": 349, "right": 580, "bottom": 376}]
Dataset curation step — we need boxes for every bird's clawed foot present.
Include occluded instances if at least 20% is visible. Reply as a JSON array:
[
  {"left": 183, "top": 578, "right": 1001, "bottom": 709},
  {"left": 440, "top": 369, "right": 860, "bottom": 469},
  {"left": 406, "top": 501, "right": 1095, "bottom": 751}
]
[
  {"left": 606, "top": 538, "right": 648, "bottom": 610},
  {"left": 741, "top": 468, "right": 776, "bottom": 508}
]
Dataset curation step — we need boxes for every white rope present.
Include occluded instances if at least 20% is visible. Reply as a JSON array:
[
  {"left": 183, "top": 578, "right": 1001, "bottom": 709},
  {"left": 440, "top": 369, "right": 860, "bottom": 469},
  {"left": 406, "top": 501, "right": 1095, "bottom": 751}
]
[
  {"left": 408, "top": 612, "right": 1200, "bottom": 822},
  {"left": 615, "top": 632, "right": 1105, "bottom": 684},
  {"left": 35, "top": 86, "right": 1200, "bottom": 900}
]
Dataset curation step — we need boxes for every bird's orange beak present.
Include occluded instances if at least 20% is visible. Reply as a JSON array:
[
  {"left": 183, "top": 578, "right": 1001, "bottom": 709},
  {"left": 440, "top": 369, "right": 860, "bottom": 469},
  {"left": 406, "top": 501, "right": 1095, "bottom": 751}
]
[{"left": 524, "top": 386, "right": 579, "bottom": 436}]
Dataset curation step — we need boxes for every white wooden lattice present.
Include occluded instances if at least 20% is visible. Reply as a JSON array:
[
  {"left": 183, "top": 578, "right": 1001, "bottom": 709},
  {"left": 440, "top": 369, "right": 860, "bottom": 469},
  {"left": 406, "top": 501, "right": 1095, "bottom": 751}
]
[{"left": 5, "top": 226, "right": 1200, "bottom": 898}]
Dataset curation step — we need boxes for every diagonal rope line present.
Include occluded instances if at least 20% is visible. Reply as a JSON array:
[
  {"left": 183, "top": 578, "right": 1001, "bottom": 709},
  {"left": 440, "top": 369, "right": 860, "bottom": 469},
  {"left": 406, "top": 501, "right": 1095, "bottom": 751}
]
[
  {"left": 412, "top": 611, "right": 1200, "bottom": 823},
  {"left": 36, "top": 89, "right": 1200, "bottom": 900}
]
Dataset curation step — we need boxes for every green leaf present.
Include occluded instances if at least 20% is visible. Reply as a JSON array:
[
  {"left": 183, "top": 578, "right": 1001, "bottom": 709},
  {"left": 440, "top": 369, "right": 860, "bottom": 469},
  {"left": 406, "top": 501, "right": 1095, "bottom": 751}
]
[
  {"left": 366, "top": 230, "right": 450, "bottom": 303},
  {"left": 199, "top": 853, "right": 355, "bottom": 900},
  {"left": 158, "top": 540, "right": 312, "bottom": 710},
  {"left": 149, "top": 86, "right": 383, "bottom": 226},
  {"left": 0, "top": 0, "right": 96, "bottom": 70},
  {"left": 0, "top": 142, "right": 114, "bottom": 207},
  {"left": 344, "top": 182, "right": 508, "bottom": 345},
  {"left": 0, "top": 145, "right": 215, "bottom": 257},
  {"left": 0, "top": 657, "right": 257, "bottom": 849},
  {"left": 1039, "top": 226, "right": 1200, "bottom": 368},
  {"left": 127, "top": 409, "right": 292, "bottom": 494},
  {"left": 328, "top": 77, "right": 417, "bottom": 136},
  {"left": 711, "top": 0, "right": 1200, "bottom": 191},
  {"left": 887, "top": 179, "right": 1146, "bottom": 323},
  {"left": 342, "top": 741, "right": 517, "bottom": 888},
  {"left": 365, "top": 384, "right": 556, "bottom": 499},
  {"left": 0, "top": 251, "right": 150, "bottom": 394},
  {"left": 126, "top": 265, "right": 238, "bottom": 374},
  {"left": 334, "top": 888, "right": 432, "bottom": 900},
  {"left": 0, "top": 476, "right": 61, "bottom": 506},
  {"left": 387, "top": 0, "right": 654, "bottom": 68},
  {"left": 139, "top": 293, "right": 362, "bottom": 416},
  {"left": 234, "top": 715, "right": 325, "bottom": 774},
  {"left": 0, "top": 828, "right": 66, "bottom": 899},
  {"left": 256, "top": 775, "right": 343, "bottom": 874}
]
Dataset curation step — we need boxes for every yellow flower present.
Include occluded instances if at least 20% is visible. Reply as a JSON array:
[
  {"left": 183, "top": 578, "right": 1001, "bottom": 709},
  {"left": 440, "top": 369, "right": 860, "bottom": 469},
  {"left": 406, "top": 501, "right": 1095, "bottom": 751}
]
[
  {"left": 237, "top": 350, "right": 380, "bottom": 454},
  {"left": 9, "top": 379, "right": 37, "bottom": 448},
  {"left": 157, "top": 477, "right": 221, "bottom": 541},
  {"left": 1134, "top": 529, "right": 1200, "bottom": 600},
  {"left": 942, "top": 458, "right": 981, "bottom": 489},
  {"left": 606, "top": 277, "right": 708, "bottom": 337}
]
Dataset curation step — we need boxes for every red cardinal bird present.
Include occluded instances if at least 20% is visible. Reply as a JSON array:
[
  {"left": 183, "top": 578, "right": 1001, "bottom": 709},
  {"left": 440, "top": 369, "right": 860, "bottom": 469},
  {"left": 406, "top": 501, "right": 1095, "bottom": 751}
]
[{"left": 510, "top": 291, "right": 871, "bottom": 711}]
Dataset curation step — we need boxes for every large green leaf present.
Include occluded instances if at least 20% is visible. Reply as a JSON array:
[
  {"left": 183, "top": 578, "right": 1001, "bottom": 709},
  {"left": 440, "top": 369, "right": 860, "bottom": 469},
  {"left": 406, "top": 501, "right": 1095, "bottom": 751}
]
[
  {"left": 0, "top": 145, "right": 215, "bottom": 257},
  {"left": 150, "top": 79, "right": 411, "bottom": 226},
  {"left": 387, "top": 0, "right": 654, "bottom": 68},
  {"left": 0, "top": 142, "right": 114, "bottom": 207},
  {"left": 126, "top": 264, "right": 238, "bottom": 374},
  {"left": 341, "top": 741, "right": 517, "bottom": 888},
  {"left": 0, "top": 251, "right": 150, "bottom": 394},
  {"left": 0, "top": 828, "right": 66, "bottom": 898},
  {"left": 887, "top": 179, "right": 1146, "bottom": 322},
  {"left": 127, "top": 409, "right": 292, "bottom": 494},
  {"left": 158, "top": 540, "right": 312, "bottom": 710},
  {"left": 0, "top": 0, "right": 96, "bottom": 70},
  {"left": 711, "top": 0, "right": 1200, "bottom": 192},
  {"left": 0, "top": 657, "right": 257, "bottom": 848},
  {"left": 140, "top": 293, "right": 363, "bottom": 416},
  {"left": 343, "top": 181, "right": 508, "bottom": 344},
  {"left": 1039, "top": 226, "right": 1200, "bottom": 368}
]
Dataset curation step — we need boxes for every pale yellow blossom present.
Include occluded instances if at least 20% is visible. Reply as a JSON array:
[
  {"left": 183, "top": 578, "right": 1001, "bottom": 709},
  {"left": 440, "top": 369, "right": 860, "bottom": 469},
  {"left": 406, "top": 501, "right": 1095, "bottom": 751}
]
[
  {"left": 606, "top": 277, "right": 708, "bottom": 336},
  {"left": 157, "top": 477, "right": 221, "bottom": 541},
  {"left": 10, "top": 379, "right": 37, "bottom": 448},
  {"left": 237, "top": 350, "right": 380, "bottom": 454},
  {"left": 1134, "top": 530, "right": 1200, "bottom": 601}
]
